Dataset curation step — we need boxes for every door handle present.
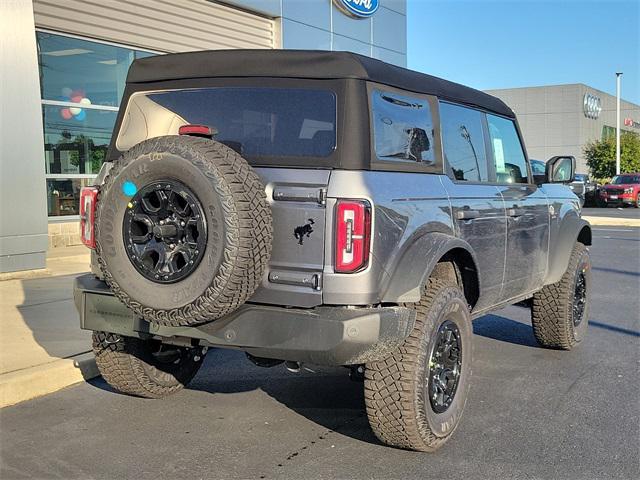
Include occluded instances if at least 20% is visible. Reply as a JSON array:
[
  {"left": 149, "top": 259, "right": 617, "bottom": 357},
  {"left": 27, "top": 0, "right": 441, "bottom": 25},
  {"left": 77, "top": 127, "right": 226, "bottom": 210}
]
[
  {"left": 456, "top": 209, "right": 481, "bottom": 220},
  {"left": 507, "top": 208, "right": 526, "bottom": 217}
]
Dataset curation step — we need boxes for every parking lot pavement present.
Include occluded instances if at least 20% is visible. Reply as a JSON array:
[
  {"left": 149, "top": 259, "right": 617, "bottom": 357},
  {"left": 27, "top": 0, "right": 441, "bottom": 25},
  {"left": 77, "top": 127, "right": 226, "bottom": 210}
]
[
  {"left": 582, "top": 207, "right": 640, "bottom": 219},
  {"left": 1, "top": 229, "right": 639, "bottom": 480}
]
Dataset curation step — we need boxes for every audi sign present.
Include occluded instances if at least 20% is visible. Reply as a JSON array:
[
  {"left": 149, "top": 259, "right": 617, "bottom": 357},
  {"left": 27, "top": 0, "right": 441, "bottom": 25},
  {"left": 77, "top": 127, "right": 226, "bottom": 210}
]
[{"left": 583, "top": 93, "right": 602, "bottom": 119}]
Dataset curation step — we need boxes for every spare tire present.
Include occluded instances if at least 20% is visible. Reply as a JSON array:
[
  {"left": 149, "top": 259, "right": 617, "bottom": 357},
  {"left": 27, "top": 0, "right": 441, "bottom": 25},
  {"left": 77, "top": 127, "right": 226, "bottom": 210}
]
[{"left": 95, "top": 136, "right": 272, "bottom": 327}]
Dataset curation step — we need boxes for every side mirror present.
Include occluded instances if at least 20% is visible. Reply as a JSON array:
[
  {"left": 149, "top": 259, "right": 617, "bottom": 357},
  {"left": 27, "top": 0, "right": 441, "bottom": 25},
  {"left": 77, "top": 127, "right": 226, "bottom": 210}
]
[{"left": 545, "top": 156, "right": 575, "bottom": 184}]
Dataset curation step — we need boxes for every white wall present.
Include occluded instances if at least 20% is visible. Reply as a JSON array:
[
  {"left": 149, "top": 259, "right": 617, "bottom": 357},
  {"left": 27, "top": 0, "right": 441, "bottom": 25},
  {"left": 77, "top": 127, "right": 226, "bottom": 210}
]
[{"left": 0, "top": 0, "right": 48, "bottom": 272}]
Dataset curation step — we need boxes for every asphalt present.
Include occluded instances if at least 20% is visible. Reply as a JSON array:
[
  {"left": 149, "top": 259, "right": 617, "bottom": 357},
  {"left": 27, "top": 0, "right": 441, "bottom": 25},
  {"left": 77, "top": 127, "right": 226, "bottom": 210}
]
[
  {"left": 582, "top": 206, "right": 640, "bottom": 219},
  {"left": 1, "top": 229, "right": 639, "bottom": 480}
]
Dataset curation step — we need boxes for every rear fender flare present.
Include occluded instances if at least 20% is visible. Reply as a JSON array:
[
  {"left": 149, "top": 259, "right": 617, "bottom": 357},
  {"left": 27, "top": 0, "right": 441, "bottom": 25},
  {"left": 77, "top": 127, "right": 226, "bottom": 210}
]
[{"left": 381, "top": 232, "right": 479, "bottom": 303}]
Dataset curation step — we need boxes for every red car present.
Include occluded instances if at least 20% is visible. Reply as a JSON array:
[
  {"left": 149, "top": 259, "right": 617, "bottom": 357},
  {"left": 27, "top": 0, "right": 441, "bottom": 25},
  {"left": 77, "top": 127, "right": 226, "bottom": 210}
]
[{"left": 600, "top": 173, "right": 640, "bottom": 207}]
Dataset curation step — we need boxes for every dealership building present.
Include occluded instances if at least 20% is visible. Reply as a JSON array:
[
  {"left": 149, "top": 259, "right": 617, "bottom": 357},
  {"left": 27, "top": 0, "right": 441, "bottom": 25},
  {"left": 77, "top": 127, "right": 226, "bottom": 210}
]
[
  {"left": 1, "top": 0, "right": 407, "bottom": 273},
  {"left": 486, "top": 84, "right": 640, "bottom": 173}
]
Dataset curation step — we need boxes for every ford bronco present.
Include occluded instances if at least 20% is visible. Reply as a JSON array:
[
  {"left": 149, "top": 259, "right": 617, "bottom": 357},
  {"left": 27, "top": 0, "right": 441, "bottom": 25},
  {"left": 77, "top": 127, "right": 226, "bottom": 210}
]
[{"left": 74, "top": 50, "right": 592, "bottom": 452}]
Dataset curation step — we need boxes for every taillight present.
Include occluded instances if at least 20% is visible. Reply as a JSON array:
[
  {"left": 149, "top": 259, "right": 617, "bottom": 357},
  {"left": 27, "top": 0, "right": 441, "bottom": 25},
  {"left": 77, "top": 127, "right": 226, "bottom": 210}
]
[
  {"left": 79, "top": 186, "right": 98, "bottom": 249},
  {"left": 334, "top": 199, "right": 371, "bottom": 273}
]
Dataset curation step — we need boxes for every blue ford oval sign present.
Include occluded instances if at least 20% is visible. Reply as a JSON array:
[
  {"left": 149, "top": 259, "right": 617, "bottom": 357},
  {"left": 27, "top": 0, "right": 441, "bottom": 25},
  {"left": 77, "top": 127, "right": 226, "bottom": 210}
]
[{"left": 334, "top": 0, "right": 379, "bottom": 18}]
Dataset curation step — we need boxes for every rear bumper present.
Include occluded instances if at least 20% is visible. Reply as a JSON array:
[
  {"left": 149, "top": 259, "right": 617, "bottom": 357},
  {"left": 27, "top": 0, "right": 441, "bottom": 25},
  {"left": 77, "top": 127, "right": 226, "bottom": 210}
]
[
  {"left": 602, "top": 197, "right": 635, "bottom": 205},
  {"left": 600, "top": 192, "right": 636, "bottom": 204},
  {"left": 74, "top": 274, "right": 415, "bottom": 366}
]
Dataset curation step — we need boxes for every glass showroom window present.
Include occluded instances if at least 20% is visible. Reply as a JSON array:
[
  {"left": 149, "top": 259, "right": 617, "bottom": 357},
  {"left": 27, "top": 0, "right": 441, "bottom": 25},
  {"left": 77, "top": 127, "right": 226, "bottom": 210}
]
[{"left": 36, "top": 31, "right": 155, "bottom": 218}]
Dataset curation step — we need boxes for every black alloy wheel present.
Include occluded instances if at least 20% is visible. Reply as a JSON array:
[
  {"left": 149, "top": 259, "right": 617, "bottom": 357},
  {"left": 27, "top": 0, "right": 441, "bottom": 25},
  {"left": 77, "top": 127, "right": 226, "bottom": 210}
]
[
  {"left": 427, "top": 319, "right": 463, "bottom": 413},
  {"left": 123, "top": 179, "right": 207, "bottom": 283},
  {"left": 573, "top": 269, "right": 587, "bottom": 327}
]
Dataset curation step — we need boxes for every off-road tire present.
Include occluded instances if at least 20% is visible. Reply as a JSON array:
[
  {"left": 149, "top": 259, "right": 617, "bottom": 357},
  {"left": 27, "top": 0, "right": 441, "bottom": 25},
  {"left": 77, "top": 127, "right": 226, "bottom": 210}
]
[
  {"left": 92, "top": 331, "right": 206, "bottom": 398},
  {"left": 531, "top": 243, "right": 591, "bottom": 350},
  {"left": 364, "top": 278, "right": 473, "bottom": 452},
  {"left": 95, "top": 136, "right": 272, "bottom": 327}
]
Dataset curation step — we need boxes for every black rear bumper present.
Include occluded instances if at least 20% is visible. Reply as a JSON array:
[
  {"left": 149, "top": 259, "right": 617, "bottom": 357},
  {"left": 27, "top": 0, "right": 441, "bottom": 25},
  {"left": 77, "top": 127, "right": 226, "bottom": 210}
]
[{"left": 74, "top": 274, "right": 415, "bottom": 366}]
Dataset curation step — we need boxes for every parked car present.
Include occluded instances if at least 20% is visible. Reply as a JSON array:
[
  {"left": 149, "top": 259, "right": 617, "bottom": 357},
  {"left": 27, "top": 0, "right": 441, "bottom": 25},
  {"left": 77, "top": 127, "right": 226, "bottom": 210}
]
[
  {"left": 600, "top": 173, "right": 640, "bottom": 207},
  {"left": 74, "top": 50, "right": 592, "bottom": 452},
  {"left": 570, "top": 173, "right": 597, "bottom": 207}
]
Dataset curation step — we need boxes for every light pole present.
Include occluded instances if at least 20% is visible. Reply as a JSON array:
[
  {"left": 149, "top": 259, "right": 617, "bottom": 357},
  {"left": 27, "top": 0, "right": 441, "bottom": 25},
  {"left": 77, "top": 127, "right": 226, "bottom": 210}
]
[{"left": 615, "top": 72, "right": 622, "bottom": 175}]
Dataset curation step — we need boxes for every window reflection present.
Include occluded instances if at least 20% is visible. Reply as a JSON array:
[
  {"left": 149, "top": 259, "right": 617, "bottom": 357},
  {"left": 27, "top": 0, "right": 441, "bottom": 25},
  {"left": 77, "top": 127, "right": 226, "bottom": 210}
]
[
  {"left": 37, "top": 31, "right": 156, "bottom": 216},
  {"left": 43, "top": 105, "right": 116, "bottom": 175},
  {"left": 37, "top": 32, "right": 152, "bottom": 106},
  {"left": 372, "top": 91, "right": 435, "bottom": 164},
  {"left": 46, "top": 178, "right": 94, "bottom": 217},
  {"left": 487, "top": 114, "right": 528, "bottom": 184},
  {"left": 440, "top": 103, "right": 488, "bottom": 182}
]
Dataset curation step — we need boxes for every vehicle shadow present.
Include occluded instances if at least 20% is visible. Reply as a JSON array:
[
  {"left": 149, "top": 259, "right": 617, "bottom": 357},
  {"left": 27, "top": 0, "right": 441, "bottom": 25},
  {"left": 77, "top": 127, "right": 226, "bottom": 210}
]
[
  {"left": 5, "top": 266, "right": 93, "bottom": 379},
  {"left": 472, "top": 314, "right": 539, "bottom": 347},
  {"left": 87, "top": 313, "right": 544, "bottom": 449},
  {"left": 90, "top": 349, "right": 383, "bottom": 447}
]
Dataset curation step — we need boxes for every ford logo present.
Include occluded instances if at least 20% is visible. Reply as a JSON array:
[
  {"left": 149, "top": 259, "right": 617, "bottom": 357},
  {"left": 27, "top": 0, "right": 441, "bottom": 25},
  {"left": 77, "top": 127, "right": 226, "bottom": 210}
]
[{"left": 333, "top": 0, "right": 379, "bottom": 18}]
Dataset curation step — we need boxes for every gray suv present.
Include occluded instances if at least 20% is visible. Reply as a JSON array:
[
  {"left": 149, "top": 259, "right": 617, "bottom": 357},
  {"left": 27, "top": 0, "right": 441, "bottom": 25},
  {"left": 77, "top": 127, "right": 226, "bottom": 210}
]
[{"left": 74, "top": 50, "right": 592, "bottom": 452}]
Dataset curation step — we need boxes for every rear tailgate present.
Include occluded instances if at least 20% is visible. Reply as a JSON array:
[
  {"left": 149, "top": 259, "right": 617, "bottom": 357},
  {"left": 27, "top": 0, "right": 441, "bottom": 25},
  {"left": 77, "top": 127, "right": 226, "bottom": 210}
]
[{"left": 249, "top": 168, "right": 330, "bottom": 307}]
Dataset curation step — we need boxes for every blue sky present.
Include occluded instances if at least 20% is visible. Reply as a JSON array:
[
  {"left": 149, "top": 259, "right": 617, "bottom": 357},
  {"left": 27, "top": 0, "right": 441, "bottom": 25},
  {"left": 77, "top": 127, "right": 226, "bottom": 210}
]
[{"left": 407, "top": 0, "right": 640, "bottom": 104}]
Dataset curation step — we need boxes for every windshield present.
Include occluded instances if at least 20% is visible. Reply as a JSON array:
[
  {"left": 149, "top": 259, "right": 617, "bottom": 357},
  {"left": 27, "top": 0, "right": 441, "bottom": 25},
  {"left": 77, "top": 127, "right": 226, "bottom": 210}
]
[
  {"left": 612, "top": 175, "right": 640, "bottom": 184},
  {"left": 117, "top": 87, "right": 337, "bottom": 158}
]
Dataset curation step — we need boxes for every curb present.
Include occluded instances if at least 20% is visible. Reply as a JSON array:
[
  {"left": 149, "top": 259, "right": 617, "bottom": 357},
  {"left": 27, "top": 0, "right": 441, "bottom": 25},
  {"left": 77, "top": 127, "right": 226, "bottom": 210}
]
[
  {"left": 0, "top": 353, "right": 99, "bottom": 409},
  {"left": 582, "top": 216, "right": 640, "bottom": 227}
]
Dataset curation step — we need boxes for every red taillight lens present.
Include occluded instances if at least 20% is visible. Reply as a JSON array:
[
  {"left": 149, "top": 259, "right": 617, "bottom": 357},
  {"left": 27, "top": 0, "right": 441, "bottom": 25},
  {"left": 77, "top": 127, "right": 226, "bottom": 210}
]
[
  {"left": 79, "top": 186, "right": 98, "bottom": 249},
  {"left": 334, "top": 199, "right": 371, "bottom": 273},
  {"left": 178, "top": 124, "right": 213, "bottom": 137}
]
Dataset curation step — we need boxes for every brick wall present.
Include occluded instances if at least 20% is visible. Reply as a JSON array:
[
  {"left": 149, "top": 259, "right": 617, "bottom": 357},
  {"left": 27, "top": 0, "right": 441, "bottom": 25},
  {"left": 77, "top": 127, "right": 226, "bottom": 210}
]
[{"left": 48, "top": 222, "right": 82, "bottom": 249}]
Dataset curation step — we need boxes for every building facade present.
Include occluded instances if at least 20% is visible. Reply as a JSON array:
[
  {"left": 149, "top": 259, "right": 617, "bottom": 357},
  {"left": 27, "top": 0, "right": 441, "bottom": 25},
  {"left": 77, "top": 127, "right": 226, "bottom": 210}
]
[
  {"left": 0, "top": 0, "right": 407, "bottom": 273},
  {"left": 485, "top": 84, "right": 640, "bottom": 173}
]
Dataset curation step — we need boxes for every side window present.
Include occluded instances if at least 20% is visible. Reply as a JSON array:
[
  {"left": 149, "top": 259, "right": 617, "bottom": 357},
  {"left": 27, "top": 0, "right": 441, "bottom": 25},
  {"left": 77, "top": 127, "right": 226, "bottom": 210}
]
[
  {"left": 372, "top": 90, "right": 435, "bottom": 165},
  {"left": 439, "top": 102, "right": 488, "bottom": 182},
  {"left": 487, "top": 114, "right": 529, "bottom": 184}
]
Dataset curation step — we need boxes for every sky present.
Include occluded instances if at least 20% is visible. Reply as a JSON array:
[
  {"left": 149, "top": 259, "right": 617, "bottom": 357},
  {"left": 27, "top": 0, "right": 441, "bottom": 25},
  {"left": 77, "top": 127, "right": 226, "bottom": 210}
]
[{"left": 407, "top": 0, "right": 640, "bottom": 104}]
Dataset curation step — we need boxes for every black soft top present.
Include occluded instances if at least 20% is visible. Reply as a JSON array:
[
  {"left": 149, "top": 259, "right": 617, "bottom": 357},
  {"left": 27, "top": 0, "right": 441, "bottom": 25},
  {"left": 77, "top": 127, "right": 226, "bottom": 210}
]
[{"left": 126, "top": 50, "right": 514, "bottom": 118}]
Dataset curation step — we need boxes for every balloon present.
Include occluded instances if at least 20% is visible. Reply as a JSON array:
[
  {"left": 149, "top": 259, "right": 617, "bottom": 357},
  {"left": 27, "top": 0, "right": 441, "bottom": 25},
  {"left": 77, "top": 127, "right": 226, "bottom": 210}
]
[
  {"left": 69, "top": 106, "right": 82, "bottom": 115},
  {"left": 80, "top": 97, "right": 92, "bottom": 106},
  {"left": 74, "top": 110, "right": 86, "bottom": 121},
  {"left": 60, "top": 108, "right": 72, "bottom": 120},
  {"left": 71, "top": 95, "right": 83, "bottom": 104},
  {"left": 61, "top": 87, "right": 72, "bottom": 97}
]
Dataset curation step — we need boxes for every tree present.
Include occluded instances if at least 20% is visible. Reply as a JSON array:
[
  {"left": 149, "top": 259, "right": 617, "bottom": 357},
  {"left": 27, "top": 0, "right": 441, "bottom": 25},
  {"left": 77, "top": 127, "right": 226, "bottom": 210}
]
[{"left": 584, "top": 131, "right": 640, "bottom": 181}]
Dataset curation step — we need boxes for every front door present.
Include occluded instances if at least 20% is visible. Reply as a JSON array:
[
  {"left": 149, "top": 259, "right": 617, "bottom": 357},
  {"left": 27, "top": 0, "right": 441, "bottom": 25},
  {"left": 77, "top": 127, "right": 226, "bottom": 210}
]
[
  {"left": 439, "top": 102, "right": 507, "bottom": 311},
  {"left": 486, "top": 113, "right": 549, "bottom": 301}
]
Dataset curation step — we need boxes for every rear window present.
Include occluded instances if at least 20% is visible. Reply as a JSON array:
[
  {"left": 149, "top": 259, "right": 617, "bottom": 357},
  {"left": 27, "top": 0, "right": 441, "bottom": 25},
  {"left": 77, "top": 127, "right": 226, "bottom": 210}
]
[{"left": 116, "top": 88, "right": 336, "bottom": 158}]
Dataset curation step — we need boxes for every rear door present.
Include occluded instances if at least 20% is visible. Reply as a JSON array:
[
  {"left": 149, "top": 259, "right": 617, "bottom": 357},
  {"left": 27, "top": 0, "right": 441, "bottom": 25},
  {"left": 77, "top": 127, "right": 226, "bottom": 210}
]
[
  {"left": 439, "top": 102, "right": 507, "bottom": 311},
  {"left": 487, "top": 114, "right": 549, "bottom": 300}
]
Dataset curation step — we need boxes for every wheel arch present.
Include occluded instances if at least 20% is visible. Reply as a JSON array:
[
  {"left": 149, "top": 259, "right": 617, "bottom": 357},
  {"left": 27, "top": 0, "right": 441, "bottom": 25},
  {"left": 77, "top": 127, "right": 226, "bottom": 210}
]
[
  {"left": 381, "top": 232, "right": 480, "bottom": 309},
  {"left": 545, "top": 216, "right": 592, "bottom": 285}
]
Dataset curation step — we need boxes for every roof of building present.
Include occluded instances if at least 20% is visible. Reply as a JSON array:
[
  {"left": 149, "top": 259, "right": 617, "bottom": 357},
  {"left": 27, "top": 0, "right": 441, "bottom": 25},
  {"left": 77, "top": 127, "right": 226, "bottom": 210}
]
[{"left": 127, "top": 50, "right": 515, "bottom": 118}]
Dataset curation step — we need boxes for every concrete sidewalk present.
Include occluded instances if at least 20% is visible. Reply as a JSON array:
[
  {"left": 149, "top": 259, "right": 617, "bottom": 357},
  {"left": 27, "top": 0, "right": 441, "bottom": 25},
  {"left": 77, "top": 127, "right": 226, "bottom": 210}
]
[
  {"left": 0, "top": 246, "right": 98, "bottom": 408},
  {"left": 582, "top": 215, "right": 640, "bottom": 227}
]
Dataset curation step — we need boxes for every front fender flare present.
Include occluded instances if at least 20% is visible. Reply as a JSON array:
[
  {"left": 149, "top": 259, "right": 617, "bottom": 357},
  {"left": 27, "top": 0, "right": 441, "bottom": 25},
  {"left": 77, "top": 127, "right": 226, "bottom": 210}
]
[
  {"left": 545, "top": 215, "right": 592, "bottom": 285},
  {"left": 381, "top": 232, "right": 479, "bottom": 303}
]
